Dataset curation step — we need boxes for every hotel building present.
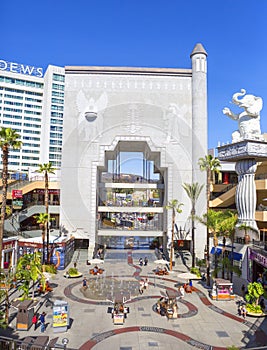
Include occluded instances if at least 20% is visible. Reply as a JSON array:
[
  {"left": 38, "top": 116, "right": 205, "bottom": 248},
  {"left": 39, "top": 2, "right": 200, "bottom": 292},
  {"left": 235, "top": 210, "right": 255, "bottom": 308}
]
[{"left": 0, "top": 59, "right": 65, "bottom": 172}]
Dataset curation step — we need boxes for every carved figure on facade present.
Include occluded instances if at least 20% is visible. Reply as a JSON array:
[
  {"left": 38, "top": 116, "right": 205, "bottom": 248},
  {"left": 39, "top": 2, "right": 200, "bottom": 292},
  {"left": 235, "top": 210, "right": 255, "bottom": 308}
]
[
  {"left": 223, "top": 89, "right": 264, "bottom": 143},
  {"left": 164, "top": 103, "right": 180, "bottom": 143},
  {"left": 76, "top": 90, "right": 108, "bottom": 141}
]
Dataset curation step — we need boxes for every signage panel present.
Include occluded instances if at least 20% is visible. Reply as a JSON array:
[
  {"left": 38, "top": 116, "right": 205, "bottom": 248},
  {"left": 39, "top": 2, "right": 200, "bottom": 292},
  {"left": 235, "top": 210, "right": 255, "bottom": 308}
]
[
  {"left": 0, "top": 59, "right": 43, "bottom": 78},
  {"left": 12, "top": 189, "right": 23, "bottom": 199}
]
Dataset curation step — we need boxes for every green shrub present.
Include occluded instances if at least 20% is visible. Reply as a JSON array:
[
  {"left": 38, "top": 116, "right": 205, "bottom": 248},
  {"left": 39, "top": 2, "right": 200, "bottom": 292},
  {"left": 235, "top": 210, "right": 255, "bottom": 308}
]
[
  {"left": 43, "top": 264, "right": 57, "bottom": 274},
  {"left": 68, "top": 267, "right": 78, "bottom": 276},
  {"left": 246, "top": 303, "right": 262, "bottom": 314},
  {"left": 190, "top": 267, "right": 201, "bottom": 277}
]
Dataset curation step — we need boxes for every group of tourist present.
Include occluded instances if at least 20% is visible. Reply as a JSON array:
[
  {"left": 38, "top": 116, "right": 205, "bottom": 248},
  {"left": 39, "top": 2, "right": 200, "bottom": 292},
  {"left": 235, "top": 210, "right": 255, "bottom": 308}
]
[
  {"left": 154, "top": 266, "right": 169, "bottom": 275},
  {"left": 139, "top": 257, "right": 148, "bottom": 266},
  {"left": 139, "top": 278, "right": 149, "bottom": 294}
]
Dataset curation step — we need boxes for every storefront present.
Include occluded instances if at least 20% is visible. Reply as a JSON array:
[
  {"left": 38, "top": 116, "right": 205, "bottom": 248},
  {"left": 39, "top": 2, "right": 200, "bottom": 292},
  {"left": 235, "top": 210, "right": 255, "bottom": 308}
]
[
  {"left": 1, "top": 237, "right": 18, "bottom": 270},
  {"left": 248, "top": 247, "right": 267, "bottom": 288},
  {"left": 210, "top": 278, "right": 234, "bottom": 301},
  {"left": 17, "top": 236, "right": 75, "bottom": 270}
]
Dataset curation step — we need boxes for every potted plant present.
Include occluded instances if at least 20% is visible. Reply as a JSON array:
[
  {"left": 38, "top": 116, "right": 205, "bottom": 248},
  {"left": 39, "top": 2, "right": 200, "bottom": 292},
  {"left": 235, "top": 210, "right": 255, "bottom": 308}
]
[
  {"left": 245, "top": 282, "right": 265, "bottom": 316},
  {"left": 238, "top": 223, "right": 258, "bottom": 244}
]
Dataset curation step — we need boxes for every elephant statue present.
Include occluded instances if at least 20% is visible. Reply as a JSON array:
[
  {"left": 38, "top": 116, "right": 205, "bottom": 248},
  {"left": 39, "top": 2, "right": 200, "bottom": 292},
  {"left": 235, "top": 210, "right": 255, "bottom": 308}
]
[{"left": 223, "top": 89, "right": 264, "bottom": 143}]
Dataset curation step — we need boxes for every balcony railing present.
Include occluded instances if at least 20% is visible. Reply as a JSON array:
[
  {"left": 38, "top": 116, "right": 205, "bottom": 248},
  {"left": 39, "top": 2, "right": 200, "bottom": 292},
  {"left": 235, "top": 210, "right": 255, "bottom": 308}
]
[{"left": 98, "top": 213, "right": 163, "bottom": 231}]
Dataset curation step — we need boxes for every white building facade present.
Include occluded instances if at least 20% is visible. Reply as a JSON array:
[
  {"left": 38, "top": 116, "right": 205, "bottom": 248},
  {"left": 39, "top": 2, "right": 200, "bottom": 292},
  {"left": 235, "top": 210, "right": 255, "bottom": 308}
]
[
  {"left": 0, "top": 59, "right": 65, "bottom": 173},
  {"left": 60, "top": 43, "right": 208, "bottom": 258}
]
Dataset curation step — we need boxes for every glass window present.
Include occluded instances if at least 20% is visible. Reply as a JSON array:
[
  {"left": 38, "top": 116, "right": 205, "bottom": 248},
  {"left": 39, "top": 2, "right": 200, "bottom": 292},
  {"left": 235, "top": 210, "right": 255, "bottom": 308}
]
[{"left": 53, "top": 74, "right": 65, "bottom": 82}]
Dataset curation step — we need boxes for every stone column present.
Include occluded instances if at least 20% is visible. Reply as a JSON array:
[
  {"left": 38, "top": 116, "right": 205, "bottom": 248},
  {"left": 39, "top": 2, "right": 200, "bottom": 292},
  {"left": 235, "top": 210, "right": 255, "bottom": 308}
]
[{"left": 235, "top": 159, "right": 258, "bottom": 230}]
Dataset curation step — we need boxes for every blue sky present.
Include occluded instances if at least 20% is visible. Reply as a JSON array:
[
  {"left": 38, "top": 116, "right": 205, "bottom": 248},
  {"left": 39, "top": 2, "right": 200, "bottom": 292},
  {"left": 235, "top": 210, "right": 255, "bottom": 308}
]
[{"left": 1, "top": 0, "right": 267, "bottom": 151}]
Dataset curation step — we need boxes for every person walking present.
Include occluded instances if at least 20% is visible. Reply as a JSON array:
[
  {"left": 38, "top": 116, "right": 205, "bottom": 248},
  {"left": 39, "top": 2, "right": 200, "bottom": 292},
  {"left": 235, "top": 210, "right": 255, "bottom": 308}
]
[
  {"left": 139, "top": 280, "right": 144, "bottom": 294},
  {"left": 39, "top": 312, "right": 46, "bottom": 332},
  {"left": 82, "top": 277, "right": 88, "bottom": 290},
  {"left": 241, "top": 305, "right": 247, "bottom": 319},
  {"left": 144, "top": 257, "right": 148, "bottom": 266},
  {"left": 32, "top": 313, "right": 38, "bottom": 330}
]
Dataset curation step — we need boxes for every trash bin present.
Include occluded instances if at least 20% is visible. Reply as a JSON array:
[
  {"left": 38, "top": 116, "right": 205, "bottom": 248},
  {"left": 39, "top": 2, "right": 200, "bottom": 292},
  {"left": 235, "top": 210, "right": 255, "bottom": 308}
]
[{"left": 16, "top": 300, "right": 34, "bottom": 331}]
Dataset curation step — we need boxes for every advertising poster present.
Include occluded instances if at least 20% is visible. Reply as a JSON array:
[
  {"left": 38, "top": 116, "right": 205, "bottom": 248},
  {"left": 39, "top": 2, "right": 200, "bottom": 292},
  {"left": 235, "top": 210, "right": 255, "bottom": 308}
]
[{"left": 53, "top": 304, "right": 68, "bottom": 327}]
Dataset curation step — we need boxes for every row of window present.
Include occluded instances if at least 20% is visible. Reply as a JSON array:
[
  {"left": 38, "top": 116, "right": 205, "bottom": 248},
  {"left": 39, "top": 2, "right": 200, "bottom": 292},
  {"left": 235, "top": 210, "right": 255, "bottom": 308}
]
[
  {"left": 50, "top": 139, "right": 62, "bottom": 145},
  {"left": 50, "top": 161, "right": 61, "bottom": 167},
  {"left": 51, "top": 104, "right": 64, "bottom": 111},
  {"left": 52, "top": 90, "right": 64, "bottom": 98},
  {"left": 52, "top": 83, "right": 64, "bottom": 91},
  {"left": 50, "top": 125, "right": 63, "bottom": 132},
  {"left": 51, "top": 111, "right": 63, "bottom": 118},
  {"left": 23, "top": 149, "right": 39, "bottom": 154},
  {"left": 0, "top": 76, "right": 43, "bottom": 89},
  {"left": 3, "top": 107, "right": 41, "bottom": 115},
  {"left": 50, "top": 132, "right": 62, "bottom": 139},
  {"left": 49, "top": 154, "right": 61, "bottom": 160},
  {"left": 2, "top": 114, "right": 41, "bottom": 122},
  {"left": 23, "top": 136, "right": 40, "bottom": 141},
  {"left": 0, "top": 87, "right": 43, "bottom": 96},
  {"left": 2, "top": 101, "right": 42, "bottom": 109},
  {"left": 49, "top": 146, "right": 62, "bottom": 153},
  {"left": 51, "top": 97, "right": 64, "bottom": 104},
  {"left": 53, "top": 74, "right": 65, "bottom": 82},
  {"left": 51, "top": 118, "right": 63, "bottom": 125},
  {"left": 24, "top": 143, "right": 40, "bottom": 148},
  {"left": 3, "top": 94, "right": 42, "bottom": 103},
  {"left": 2, "top": 120, "right": 41, "bottom": 128}
]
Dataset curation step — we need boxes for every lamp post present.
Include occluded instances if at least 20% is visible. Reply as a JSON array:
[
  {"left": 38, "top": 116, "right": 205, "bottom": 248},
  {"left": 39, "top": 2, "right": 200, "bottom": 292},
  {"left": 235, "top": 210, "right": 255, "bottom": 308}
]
[{"left": 62, "top": 338, "right": 69, "bottom": 350}]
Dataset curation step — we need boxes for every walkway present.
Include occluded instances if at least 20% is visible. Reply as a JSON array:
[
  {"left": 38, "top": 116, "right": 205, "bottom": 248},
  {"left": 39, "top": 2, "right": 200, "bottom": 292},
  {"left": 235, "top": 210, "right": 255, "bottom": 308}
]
[{"left": 2, "top": 249, "right": 267, "bottom": 349}]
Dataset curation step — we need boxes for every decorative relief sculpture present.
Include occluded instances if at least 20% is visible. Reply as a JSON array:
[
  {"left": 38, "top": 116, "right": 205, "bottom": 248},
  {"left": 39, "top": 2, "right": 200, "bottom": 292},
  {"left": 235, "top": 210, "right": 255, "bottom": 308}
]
[
  {"left": 223, "top": 89, "right": 264, "bottom": 143},
  {"left": 76, "top": 90, "right": 108, "bottom": 141}
]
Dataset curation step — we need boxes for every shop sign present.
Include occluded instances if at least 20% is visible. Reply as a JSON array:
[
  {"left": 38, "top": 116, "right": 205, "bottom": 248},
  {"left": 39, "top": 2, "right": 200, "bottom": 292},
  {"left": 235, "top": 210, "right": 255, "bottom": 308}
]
[
  {"left": 249, "top": 249, "right": 267, "bottom": 268},
  {"left": 12, "top": 200, "right": 23, "bottom": 209},
  {"left": 34, "top": 189, "right": 60, "bottom": 194},
  {"left": 3, "top": 241, "right": 15, "bottom": 250},
  {"left": 12, "top": 189, "right": 23, "bottom": 199}
]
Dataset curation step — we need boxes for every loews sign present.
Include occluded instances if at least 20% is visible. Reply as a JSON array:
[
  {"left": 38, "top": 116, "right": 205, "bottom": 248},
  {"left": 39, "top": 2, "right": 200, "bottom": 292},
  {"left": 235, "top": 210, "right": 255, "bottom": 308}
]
[{"left": 0, "top": 59, "right": 43, "bottom": 78}]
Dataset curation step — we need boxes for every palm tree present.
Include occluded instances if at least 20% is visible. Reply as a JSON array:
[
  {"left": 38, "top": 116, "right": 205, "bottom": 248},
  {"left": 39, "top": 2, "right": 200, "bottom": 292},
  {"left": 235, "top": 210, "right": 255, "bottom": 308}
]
[
  {"left": 34, "top": 213, "right": 49, "bottom": 264},
  {"left": 36, "top": 163, "right": 56, "bottom": 263},
  {"left": 219, "top": 210, "right": 238, "bottom": 281},
  {"left": 182, "top": 182, "right": 204, "bottom": 268},
  {"left": 0, "top": 127, "right": 22, "bottom": 266},
  {"left": 237, "top": 222, "right": 258, "bottom": 244},
  {"left": 198, "top": 209, "right": 225, "bottom": 278},
  {"left": 198, "top": 154, "right": 221, "bottom": 286},
  {"left": 165, "top": 199, "right": 183, "bottom": 271}
]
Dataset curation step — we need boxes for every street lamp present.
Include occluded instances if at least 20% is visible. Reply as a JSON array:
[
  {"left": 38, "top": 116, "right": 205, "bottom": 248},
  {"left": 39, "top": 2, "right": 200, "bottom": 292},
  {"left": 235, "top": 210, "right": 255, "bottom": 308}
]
[{"left": 62, "top": 338, "right": 69, "bottom": 350}]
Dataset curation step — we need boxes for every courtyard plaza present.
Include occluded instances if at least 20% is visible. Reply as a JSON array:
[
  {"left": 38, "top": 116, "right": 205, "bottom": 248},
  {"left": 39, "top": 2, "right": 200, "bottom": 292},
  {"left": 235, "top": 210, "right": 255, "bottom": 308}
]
[{"left": 2, "top": 249, "right": 267, "bottom": 350}]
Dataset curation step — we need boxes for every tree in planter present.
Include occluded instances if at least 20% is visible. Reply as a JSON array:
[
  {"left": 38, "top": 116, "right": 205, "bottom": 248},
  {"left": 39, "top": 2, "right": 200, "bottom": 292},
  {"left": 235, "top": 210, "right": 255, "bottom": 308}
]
[
  {"left": 219, "top": 210, "right": 238, "bottom": 281},
  {"left": 0, "top": 127, "right": 22, "bottom": 266},
  {"left": 16, "top": 252, "right": 45, "bottom": 300},
  {"left": 36, "top": 162, "right": 56, "bottom": 263},
  {"left": 197, "top": 209, "right": 225, "bottom": 279},
  {"left": 237, "top": 222, "right": 258, "bottom": 244},
  {"left": 245, "top": 282, "right": 265, "bottom": 314},
  {"left": 182, "top": 182, "right": 204, "bottom": 268},
  {"left": 212, "top": 256, "right": 241, "bottom": 281},
  {"left": 198, "top": 155, "right": 221, "bottom": 286},
  {"left": 165, "top": 199, "right": 183, "bottom": 271}
]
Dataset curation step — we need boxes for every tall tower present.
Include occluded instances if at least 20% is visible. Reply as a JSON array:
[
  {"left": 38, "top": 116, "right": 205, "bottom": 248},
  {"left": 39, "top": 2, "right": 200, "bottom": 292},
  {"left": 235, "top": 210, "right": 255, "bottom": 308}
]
[{"left": 191, "top": 43, "right": 208, "bottom": 182}]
